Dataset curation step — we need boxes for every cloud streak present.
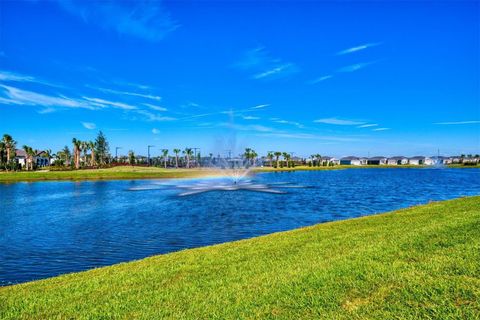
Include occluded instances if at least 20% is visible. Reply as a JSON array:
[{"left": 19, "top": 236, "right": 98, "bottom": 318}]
[
  {"left": 90, "top": 86, "right": 162, "bottom": 101},
  {"left": 314, "top": 117, "right": 365, "bottom": 125},
  {"left": 337, "top": 42, "right": 381, "bottom": 55},
  {"left": 82, "top": 122, "right": 96, "bottom": 130},
  {"left": 434, "top": 120, "right": 480, "bottom": 125},
  {"left": 337, "top": 62, "right": 375, "bottom": 73},
  {"left": 236, "top": 47, "right": 298, "bottom": 80}
]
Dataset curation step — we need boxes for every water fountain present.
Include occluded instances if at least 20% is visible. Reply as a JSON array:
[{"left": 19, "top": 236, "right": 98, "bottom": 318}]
[{"left": 128, "top": 153, "right": 309, "bottom": 196}]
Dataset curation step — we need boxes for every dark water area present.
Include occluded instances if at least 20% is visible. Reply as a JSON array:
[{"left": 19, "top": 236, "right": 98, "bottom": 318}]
[{"left": 1, "top": 168, "right": 479, "bottom": 285}]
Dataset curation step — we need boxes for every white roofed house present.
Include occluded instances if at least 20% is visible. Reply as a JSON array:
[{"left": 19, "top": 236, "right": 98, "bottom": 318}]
[
  {"left": 15, "top": 149, "right": 27, "bottom": 168},
  {"left": 408, "top": 156, "right": 433, "bottom": 165},
  {"left": 321, "top": 156, "right": 339, "bottom": 165},
  {"left": 387, "top": 156, "right": 408, "bottom": 165},
  {"left": 340, "top": 156, "right": 362, "bottom": 165},
  {"left": 367, "top": 156, "right": 387, "bottom": 165}
]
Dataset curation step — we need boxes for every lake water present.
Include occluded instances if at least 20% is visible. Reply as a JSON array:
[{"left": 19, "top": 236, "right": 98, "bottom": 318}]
[{"left": 1, "top": 168, "right": 479, "bottom": 285}]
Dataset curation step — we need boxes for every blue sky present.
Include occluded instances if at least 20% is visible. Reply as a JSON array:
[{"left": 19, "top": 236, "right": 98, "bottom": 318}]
[{"left": 0, "top": 0, "right": 479, "bottom": 157}]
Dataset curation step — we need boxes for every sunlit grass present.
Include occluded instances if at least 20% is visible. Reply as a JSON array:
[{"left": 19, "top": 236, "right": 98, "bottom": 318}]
[{"left": 1, "top": 196, "right": 479, "bottom": 319}]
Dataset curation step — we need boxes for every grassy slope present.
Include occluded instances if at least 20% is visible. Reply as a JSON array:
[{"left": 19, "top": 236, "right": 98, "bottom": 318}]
[
  {"left": 1, "top": 197, "right": 479, "bottom": 319},
  {"left": 1, "top": 164, "right": 477, "bottom": 182}
]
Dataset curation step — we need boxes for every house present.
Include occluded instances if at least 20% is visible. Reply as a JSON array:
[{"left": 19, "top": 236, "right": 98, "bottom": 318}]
[
  {"left": 14, "top": 149, "right": 50, "bottom": 168},
  {"left": 367, "top": 156, "right": 387, "bottom": 165},
  {"left": 35, "top": 151, "right": 50, "bottom": 167},
  {"left": 340, "top": 156, "right": 363, "bottom": 165},
  {"left": 321, "top": 156, "right": 339, "bottom": 165},
  {"left": 409, "top": 156, "right": 433, "bottom": 165},
  {"left": 387, "top": 156, "right": 408, "bottom": 165},
  {"left": 431, "top": 156, "right": 452, "bottom": 165}
]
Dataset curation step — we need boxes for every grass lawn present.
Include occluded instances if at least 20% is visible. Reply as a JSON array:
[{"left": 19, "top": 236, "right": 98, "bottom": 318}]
[
  {"left": 2, "top": 164, "right": 477, "bottom": 183},
  {"left": 1, "top": 196, "right": 479, "bottom": 319},
  {"left": 0, "top": 166, "right": 219, "bottom": 182}
]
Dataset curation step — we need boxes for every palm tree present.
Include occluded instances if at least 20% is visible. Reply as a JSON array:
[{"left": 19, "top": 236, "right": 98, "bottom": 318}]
[
  {"left": 315, "top": 154, "right": 322, "bottom": 167},
  {"left": 251, "top": 150, "right": 257, "bottom": 166},
  {"left": 0, "top": 141, "right": 5, "bottom": 168},
  {"left": 2, "top": 134, "right": 16, "bottom": 171},
  {"left": 22, "top": 145, "right": 34, "bottom": 170},
  {"left": 81, "top": 141, "right": 89, "bottom": 166},
  {"left": 161, "top": 149, "right": 169, "bottom": 168},
  {"left": 173, "top": 149, "right": 181, "bottom": 168},
  {"left": 88, "top": 141, "right": 96, "bottom": 166},
  {"left": 282, "top": 152, "right": 290, "bottom": 167},
  {"left": 62, "top": 145, "right": 71, "bottom": 167},
  {"left": 183, "top": 148, "right": 193, "bottom": 168},
  {"left": 274, "top": 151, "right": 282, "bottom": 168},
  {"left": 267, "top": 152, "right": 274, "bottom": 167},
  {"left": 72, "top": 138, "right": 81, "bottom": 169}
]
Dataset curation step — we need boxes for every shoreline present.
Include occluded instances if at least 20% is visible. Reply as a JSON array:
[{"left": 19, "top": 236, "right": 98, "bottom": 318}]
[
  {"left": 1, "top": 196, "right": 478, "bottom": 318},
  {"left": 0, "top": 164, "right": 478, "bottom": 183}
]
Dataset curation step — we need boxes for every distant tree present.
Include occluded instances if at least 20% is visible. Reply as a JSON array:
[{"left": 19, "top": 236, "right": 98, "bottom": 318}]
[
  {"left": 173, "top": 148, "right": 181, "bottom": 168},
  {"left": 44, "top": 149, "right": 52, "bottom": 166},
  {"left": 88, "top": 141, "right": 96, "bottom": 166},
  {"left": 95, "top": 131, "right": 109, "bottom": 165},
  {"left": 161, "top": 149, "right": 169, "bottom": 168},
  {"left": 62, "top": 145, "right": 71, "bottom": 167},
  {"left": 274, "top": 151, "right": 282, "bottom": 168},
  {"left": 72, "top": 138, "right": 81, "bottom": 169},
  {"left": 128, "top": 150, "right": 136, "bottom": 166},
  {"left": 183, "top": 148, "right": 193, "bottom": 168},
  {"left": 267, "top": 152, "right": 274, "bottom": 167},
  {"left": 2, "top": 134, "right": 16, "bottom": 171}
]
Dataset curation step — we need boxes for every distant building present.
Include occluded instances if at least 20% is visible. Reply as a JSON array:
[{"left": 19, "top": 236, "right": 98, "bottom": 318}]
[
  {"left": 409, "top": 156, "right": 433, "bottom": 165},
  {"left": 387, "top": 156, "right": 408, "bottom": 165},
  {"left": 340, "top": 156, "right": 363, "bottom": 165},
  {"left": 367, "top": 156, "right": 387, "bottom": 165},
  {"left": 321, "top": 156, "right": 339, "bottom": 165},
  {"left": 431, "top": 156, "right": 452, "bottom": 165},
  {"left": 14, "top": 149, "right": 50, "bottom": 168}
]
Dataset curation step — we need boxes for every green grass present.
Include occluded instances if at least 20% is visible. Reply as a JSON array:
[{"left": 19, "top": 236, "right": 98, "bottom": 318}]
[
  {"left": 1, "top": 196, "right": 479, "bottom": 319},
  {"left": 1, "top": 164, "right": 477, "bottom": 183},
  {"left": 0, "top": 166, "right": 219, "bottom": 182}
]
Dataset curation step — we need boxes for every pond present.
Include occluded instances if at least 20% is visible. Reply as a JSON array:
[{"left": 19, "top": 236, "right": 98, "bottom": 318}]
[{"left": 1, "top": 168, "right": 479, "bottom": 285}]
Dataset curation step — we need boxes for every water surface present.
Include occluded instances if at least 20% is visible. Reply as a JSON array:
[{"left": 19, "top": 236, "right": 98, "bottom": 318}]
[{"left": 1, "top": 168, "right": 479, "bottom": 285}]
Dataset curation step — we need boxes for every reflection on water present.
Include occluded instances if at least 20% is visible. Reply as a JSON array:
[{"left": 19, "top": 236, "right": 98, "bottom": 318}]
[{"left": 0, "top": 168, "right": 479, "bottom": 285}]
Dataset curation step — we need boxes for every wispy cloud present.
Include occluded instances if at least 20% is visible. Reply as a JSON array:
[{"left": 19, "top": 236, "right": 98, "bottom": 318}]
[
  {"left": 337, "top": 62, "right": 375, "bottom": 73},
  {"left": 253, "top": 63, "right": 298, "bottom": 80},
  {"left": 57, "top": 0, "right": 179, "bottom": 42},
  {"left": 337, "top": 42, "right": 381, "bottom": 55},
  {"left": 82, "top": 122, "right": 96, "bottom": 130},
  {"left": 0, "top": 84, "right": 92, "bottom": 109},
  {"left": 0, "top": 70, "right": 36, "bottom": 83},
  {"left": 251, "top": 104, "right": 269, "bottom": 109},
  {"left": 144, "top": 103, "right": 167, "bottom": 111},
  {"left": 135, "top": 110, "right": 176, "bottom": 121},
  {"left": 0, "top": 70, "right": 63, "bottom": 88},
  {"left": 373, "top": 127, "right": 390, "bottom": 131},
  {"left": 89, "top": 86, "right": 162, "bottom": 101},
  {"left": 152, "top": 128, "right": 160, "bottom": 134},
  {"left": 314, "top": 117, "right": 365, "bottom": 125},
  {"left": 270, "top": 118, "right": 304, "bottom": 128},
  {"left": 357, "top": 123, "right": 378, "bottom": 128},
  {"left": 236, "top": 47, "right": 298, "bottom": 80},
  {"left": 309, "top": 75, "right": 333, "bottom": 84},
  {"left": 434, "top": 120, "right": 480, "bottom": 125},
  {"left": 242, "top": 116, "right": 260, "bottom": 120},
  {"left": 83, "top": 97, "right": 137, "bottom": 110}
]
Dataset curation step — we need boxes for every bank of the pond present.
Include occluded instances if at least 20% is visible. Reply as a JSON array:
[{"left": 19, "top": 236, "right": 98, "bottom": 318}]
[
  {"left": 1, "top": 164, "right": 477, "bottom": 182},
  {"left": 1, "top": 196, "right": 479, "bottom": 319}
]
